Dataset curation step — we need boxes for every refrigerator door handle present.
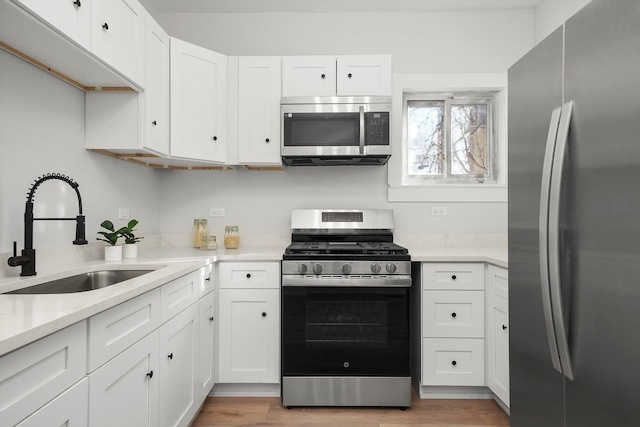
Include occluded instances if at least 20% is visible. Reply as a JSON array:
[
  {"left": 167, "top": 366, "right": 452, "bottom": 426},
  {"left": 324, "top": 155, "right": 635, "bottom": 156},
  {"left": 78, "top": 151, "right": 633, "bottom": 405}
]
[
  {"left": 548, "top": 101, "right": 575, "bottom": 380},
  {"left": 539, "top": 106, "right": 563, "bottom": 374}
]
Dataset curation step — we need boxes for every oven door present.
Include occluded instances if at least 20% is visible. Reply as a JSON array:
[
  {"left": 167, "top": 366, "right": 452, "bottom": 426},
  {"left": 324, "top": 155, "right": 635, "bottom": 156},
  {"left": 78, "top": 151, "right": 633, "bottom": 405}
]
[{"left": 281, "top": 284, "right": 410, "bottom": 377}]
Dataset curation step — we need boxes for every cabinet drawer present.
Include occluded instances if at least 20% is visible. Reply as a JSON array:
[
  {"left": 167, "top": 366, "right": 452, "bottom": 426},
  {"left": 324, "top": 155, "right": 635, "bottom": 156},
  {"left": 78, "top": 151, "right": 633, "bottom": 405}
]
[
  {"left": 422, "top": 263, "right": 484, "bottom": 290},
  {"left": 422, "top": 338, "right": 485, "bottom": 386},
  {"left": 219, "top": 262, "right": 280, "bottom": 289},
  {"left": 15, "top": 378, "right": 88, "bottom": 427},
  {"left": 199, "top": 263, "right": 215, "bottom": 297},
  {"left": 486, "top": 264, "right": 508, "bottom": 299},
  {"left": 161, "top": 270, "right": 200, "bottom": 322},
  {"left": 423, "top": 290, "right": 485, "bottom": 338},
  {"left": 0, "top": 321, "right": 87, "bottom": 427},
  {"left": 88, "top": 288, "right": 161, "bottom": 372}
]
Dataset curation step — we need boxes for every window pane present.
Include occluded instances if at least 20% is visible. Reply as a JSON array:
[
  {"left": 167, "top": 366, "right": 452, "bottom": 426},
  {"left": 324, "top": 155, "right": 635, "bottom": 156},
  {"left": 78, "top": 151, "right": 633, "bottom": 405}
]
[
  {"left": 450, "top": 104, "right": 489, "bottom": 176},
  {"left": 407, "top": 102, "right": 444, "bottom": 176}
]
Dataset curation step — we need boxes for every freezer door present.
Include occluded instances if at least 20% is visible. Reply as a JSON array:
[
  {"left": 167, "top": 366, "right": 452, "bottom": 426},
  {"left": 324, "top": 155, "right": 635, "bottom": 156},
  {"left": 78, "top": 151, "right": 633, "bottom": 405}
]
[
  {"left": 508, "top": 27, "right": 565, "bottom": 427},
  {"left": 563, "top": 1, "right": 640, "bottom": 426}
]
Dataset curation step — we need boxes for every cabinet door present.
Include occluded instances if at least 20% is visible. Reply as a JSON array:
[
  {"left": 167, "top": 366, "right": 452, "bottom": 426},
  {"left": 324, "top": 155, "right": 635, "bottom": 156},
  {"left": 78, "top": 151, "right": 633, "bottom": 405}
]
[
  {"left": 336, "top": 55, "right": 392, "bottom": 96},
  {"left": 238, "top": 56, "right": 282, "bottom": 165},
  {"left": 89, "top": 330, "right": 160, "bottom": 427},
  {"left": 91, "top": 0, "right": 145, "bottom": 86},
  {"left": 282, "top": 56, "right": 336, "bottom": 97},
  {"left": 13, "top": 0, "right": 91, "bottom": 50},
  {"left": 159, "top": 304, "right": 198, "bottom": 427},
  {"left": 196, "top": 292, "right": 216, "bottom": 402},
  {"left": 143, "top": 15, "right": 170, "bottom": 155},
  {"left": 170, "top": 37, "right": 227, "bottom": 163},
  {"left": 218, "top": 289, "right": 280, "bottom": 383},
  {"left": 487, "top": 293, "right": 510, "bottom": 406},
  {"left": 15, "top": 378, "right": 88, "bottom": 427}
]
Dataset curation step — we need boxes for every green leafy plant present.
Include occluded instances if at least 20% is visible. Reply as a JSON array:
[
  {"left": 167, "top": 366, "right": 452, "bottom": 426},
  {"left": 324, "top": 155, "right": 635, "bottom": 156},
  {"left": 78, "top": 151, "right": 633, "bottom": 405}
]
[
  {"left": 96, "top": 220, "right": 128, "bottom": 246},
  {"left": 122, "top": 219, "right": 143, "bottom": 244}
]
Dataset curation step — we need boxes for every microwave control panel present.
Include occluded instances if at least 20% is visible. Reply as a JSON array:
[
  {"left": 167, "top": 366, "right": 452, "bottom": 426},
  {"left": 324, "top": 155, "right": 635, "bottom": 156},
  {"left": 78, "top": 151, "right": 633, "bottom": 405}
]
[{"left": 365, "top": 112, "right": 390, "bottom": 145}]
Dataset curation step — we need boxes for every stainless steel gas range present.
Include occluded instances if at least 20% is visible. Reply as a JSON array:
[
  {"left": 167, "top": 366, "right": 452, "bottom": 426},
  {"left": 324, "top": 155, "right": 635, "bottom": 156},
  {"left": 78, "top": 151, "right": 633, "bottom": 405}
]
[{"left": 281, "top": 209, "right": 412, "bottom": 408}]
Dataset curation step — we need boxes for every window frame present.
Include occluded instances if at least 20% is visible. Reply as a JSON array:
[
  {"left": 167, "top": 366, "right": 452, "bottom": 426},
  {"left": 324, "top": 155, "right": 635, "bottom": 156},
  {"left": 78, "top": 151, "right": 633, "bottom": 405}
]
[
  {"left": 387, "top": 74, "right": 508, "bottom": 203},
  {"left": 404, "top": 92, "right": 498, "bottom": 185}
]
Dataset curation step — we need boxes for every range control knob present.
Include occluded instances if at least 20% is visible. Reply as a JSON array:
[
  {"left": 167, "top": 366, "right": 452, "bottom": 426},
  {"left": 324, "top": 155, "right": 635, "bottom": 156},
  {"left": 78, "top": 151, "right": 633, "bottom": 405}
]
[
  {"left": 341, "top": 264, "right": 352, "bottom": 274},
  {"left": 371, "top": 263, "right": 382, "bottom": 274},
  {"left": 313, "top": 263, "right": 323, "bottom": 275},
  {"left": 297, "top": 263, "right": 308, "bottom": 274},
  {"left": 386, "top": 263, "right": 398, "bottom": 273}
]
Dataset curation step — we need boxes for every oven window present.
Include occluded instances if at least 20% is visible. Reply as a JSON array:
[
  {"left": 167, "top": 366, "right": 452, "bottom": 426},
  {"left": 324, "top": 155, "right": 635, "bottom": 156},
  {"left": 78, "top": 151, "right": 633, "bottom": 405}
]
[
  {"left": 282, "top": 286, "right": 410, "bottom": 377},
  {"left": 283, "top": 113, "right": 360, "bottom": 147}
]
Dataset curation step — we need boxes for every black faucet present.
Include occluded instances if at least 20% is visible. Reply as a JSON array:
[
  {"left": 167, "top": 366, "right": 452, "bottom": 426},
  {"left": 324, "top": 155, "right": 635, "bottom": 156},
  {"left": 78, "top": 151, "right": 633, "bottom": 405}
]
[{"left": 7, "top": 173, "right": 88, "bottom": 276}]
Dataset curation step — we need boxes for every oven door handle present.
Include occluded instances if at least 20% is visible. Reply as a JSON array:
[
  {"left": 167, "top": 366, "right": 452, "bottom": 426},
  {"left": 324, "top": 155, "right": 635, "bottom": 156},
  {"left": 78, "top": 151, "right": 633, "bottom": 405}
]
[{"left": 282, "top": 275, "right": 412, "bottom": 287}]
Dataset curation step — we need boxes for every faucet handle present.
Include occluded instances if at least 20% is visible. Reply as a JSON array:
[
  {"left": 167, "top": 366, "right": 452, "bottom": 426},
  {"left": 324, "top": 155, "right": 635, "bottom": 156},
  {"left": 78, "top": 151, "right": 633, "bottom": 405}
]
[{"left": 12, "top": 241, "right": 17, "bottom": 257}]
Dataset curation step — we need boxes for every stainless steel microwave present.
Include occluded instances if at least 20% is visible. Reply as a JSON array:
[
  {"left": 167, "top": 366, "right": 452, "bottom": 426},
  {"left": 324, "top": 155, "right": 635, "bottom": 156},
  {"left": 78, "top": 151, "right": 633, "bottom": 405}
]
[{"left": 280, "top": 96, "right": 391, "bottom": 166}]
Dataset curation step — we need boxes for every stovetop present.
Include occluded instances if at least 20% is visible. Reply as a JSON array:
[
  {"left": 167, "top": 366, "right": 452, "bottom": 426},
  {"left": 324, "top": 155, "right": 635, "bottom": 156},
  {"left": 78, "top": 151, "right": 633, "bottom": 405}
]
[{"left": 283, "top": 241, "right": 410, "bottom": 261}]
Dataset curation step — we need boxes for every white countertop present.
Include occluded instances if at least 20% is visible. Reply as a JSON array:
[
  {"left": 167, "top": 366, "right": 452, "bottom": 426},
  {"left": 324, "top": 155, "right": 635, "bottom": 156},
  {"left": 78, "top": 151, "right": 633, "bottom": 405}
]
[{"left": 0, "top": 243, "right": 506, "bottom": 357}]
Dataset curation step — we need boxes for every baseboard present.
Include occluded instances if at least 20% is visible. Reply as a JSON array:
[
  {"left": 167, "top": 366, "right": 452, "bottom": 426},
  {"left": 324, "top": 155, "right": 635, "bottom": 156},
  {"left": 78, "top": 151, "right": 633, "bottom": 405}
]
[
  {"left": 417, "top": 385, "right": 495, "bottom": 399},
  {"left": 209, "top": 383, "right": 281, "bottom": 397}
]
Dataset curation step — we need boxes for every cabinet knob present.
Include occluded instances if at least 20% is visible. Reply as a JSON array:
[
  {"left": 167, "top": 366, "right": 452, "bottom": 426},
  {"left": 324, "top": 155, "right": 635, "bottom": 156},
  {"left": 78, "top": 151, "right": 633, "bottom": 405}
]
[
  {"left": 152, "top": 120, "right": 157, "bottom": 126},
  {"left": 451, "top": 361, "right": 457, "bottom": 366},
  {"left": 451, "top": 312, "right": 457, "bottom": 318},
  {"left": 209, "top": 316, "right": 214, "bottom": 322},
  {"left": 451, "top": 275, "right": 457, "bottom": 280},
  {"left": 347, "top": 73, "right": 352, "bottom": 78},
  {"left": 246, "top": 273, "right": 251, "bottom": 279},
  {"left": 265, "top": 138, "right": 270, "bottom": 143},
  {"left": 321, "top": 74, "right": 326, "bottom": 79},
  {"left": 262, "top": 312, "right": 267, "bottom": 317},
  {"left": 168, "top": 353, "right": 173, "bottom": 360},
  {"left": 102, "top": 22, "right": 109, "bottom": 30},
  {"left": 73, "top": 0, "right": 82, "bottom": 7},
  {"left": 205, "top": 276, "right": 211, "bottom": 282},
  {"left": 212, "top": 136, "right": 218, "bottom": 141},
  {"left": 502, "top": 325, "right": 508, "bottom": 330},
  {"left": 146, "top": 370, "right": 154, "bottom": 379}
]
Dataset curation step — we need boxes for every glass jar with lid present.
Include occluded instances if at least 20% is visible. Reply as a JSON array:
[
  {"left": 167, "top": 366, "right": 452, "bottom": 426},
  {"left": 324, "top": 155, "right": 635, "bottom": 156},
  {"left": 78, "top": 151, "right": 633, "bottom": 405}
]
[
  {"left": 193, "top": 219, "right": 208, "bottom": 248},
  {"left": 224, "top": 225, "right": 239, "bottom": 249},
  {"left": 200, "top": 235, "right": 218, "bottom": 250}
]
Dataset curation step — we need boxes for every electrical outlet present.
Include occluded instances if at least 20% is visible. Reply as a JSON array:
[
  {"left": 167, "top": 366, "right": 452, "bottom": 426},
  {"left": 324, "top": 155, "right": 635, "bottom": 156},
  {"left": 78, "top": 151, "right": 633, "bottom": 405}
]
[
  {"left": 118, "top": 208, "right": 130, "bottom": 220},
  {"left": 432, "top": 207, "right": 447, "bottom": 216},
  {"left": 210, "top": 208, "right": 225, "bottom": 218}
]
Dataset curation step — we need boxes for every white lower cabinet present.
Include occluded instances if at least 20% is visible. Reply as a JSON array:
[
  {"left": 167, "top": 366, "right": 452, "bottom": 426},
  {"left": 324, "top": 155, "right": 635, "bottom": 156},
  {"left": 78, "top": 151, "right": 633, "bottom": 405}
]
[
  {"left": 159, "top": 303, "right": 198, "bottom": 427},
  {"left": 16, "top": 378, "right": 88, "bottom": 427},
  {"left": 486, "top": 265, "right": 510, "bottom": 406},
  {"left": 89, "top": 330, "right": 160, "bottom": 427},
  {"left": 196, "top": 291, "right": 216, "bottom": 401},
  {"left": 218, "top": 261, "right": 280, "bottom": 384}
]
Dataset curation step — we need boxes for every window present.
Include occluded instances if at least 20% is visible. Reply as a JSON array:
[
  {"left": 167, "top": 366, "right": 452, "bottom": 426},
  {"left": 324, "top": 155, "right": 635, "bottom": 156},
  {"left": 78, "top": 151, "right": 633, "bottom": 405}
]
[{"left": 403, "top": 93, "right": 497, "bottom": 184}]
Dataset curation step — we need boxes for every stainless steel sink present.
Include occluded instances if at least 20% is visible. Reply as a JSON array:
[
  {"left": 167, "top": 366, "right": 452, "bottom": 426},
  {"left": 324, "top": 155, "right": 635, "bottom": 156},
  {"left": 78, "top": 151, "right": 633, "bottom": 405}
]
[{"left": 7, "top": 269, "right": 154, "bottom": 294}]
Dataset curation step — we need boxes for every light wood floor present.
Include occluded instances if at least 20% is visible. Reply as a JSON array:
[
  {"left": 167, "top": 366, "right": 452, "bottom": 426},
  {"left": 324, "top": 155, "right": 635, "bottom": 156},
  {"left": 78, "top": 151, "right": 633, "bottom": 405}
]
[{"left": 191, "top": 390, "right": 510, "bottom": 427}]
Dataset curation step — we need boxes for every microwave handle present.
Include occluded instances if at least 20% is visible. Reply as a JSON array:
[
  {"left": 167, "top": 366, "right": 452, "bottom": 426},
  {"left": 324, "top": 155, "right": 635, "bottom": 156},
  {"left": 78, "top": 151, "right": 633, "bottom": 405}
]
[{"left": 359, "top": 106, "right": 365, "bottom": 155}]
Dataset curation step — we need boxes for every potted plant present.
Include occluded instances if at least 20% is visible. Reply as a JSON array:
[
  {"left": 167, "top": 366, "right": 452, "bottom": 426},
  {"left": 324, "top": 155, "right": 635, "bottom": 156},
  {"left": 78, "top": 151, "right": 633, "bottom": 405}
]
[
  {"left": 122, "top": 219, "right": 143, "bottom": 259},
  {"left": 97, "top": 220, "right": 127, "bottom": 261}
]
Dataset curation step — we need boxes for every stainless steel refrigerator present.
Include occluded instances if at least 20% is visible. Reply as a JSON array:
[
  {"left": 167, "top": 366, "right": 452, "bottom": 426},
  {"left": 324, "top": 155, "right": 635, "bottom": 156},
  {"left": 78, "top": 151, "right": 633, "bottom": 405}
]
[{"left": 508, "top": 1, "right": 640, "bottom": 426}]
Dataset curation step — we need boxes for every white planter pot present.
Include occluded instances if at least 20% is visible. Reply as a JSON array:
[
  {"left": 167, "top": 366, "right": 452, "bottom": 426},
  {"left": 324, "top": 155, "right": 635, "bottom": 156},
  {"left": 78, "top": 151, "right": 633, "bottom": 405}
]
[
  {"left": 104, "top": 245, "right": 122, "bottom": 262},
  {"left": 122, "top": 243, "right": 138, "bottom": 259}
]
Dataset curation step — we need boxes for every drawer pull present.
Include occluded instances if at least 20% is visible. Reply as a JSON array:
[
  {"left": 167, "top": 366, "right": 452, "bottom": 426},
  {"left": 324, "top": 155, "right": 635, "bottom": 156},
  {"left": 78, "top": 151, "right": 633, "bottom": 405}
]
[
  {"left": 146, "top": 370, "right": 154, "bottom": 379},
  {"left": 451, "top": 360, "right": 457, "bottom": 366},
  {"left": 102, "top": 22, "right": 109, "bottom": 30},
  {"left": 209, "top": 316, "right": 214, "bottom": 322},
  {"left": 262, "top": 312, "right": 267, "bottom": 317},
  {"left": 168, "top": 353, "right": 173, "bottom": 360},
  {"left": 246, "top": 273, "right": 252, "bottom": 279},
  {"left": 205, "top": 276, "right": 211, "bottom": 282},
  {"left": 451, "top": 275, "right": 457, "bottom": 280},
  {"left": 451, "top": 312, "right": 457, "bottom": 318},
  {"left": 502, "top": 325, "right": 508, "bottom": 330},
  {"left": 321, "top": 73, "right": 326, "bottom": 79}
]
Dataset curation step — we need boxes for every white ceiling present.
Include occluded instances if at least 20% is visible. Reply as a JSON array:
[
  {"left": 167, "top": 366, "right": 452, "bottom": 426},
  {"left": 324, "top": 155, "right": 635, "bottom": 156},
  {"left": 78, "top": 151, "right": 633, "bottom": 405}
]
[{"left": 148, "top": 0, "right": 543, "bottom": 14}]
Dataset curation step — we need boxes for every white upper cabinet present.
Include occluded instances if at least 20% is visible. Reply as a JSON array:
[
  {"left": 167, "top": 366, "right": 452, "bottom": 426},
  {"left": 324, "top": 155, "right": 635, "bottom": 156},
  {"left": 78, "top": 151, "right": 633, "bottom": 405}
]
[
  {"left": 237, "top": 56, "right": 282, "bottom": 166},
  {"left": 91, "top": 0, "right": 146, "bottom": 87},
  {"left": 170, "top": 37, "right": 228, "bottom": 164},
  {"left": 12, "top": 0, "right": 91, "bottom": 50},
  {"left": 282, "top": 55, "right": 392, "bottom": 97},
  {"left": 143, "top": 16, "right": 170, "bottom": 155},
  {"left": 336, "top": 55, "right": 392, "bottom": 96},
  {"left": 282, "top": 56, "right": 337, "bottom": 97}
]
